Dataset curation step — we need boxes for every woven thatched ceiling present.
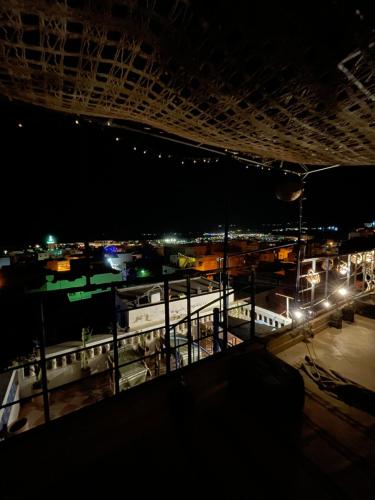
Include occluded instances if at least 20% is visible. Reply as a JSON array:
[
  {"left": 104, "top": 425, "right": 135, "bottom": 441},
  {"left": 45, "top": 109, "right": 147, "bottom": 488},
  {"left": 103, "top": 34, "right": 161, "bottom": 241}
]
[{"left": 0, "top": 1, "right": 375, "bottom": 165}]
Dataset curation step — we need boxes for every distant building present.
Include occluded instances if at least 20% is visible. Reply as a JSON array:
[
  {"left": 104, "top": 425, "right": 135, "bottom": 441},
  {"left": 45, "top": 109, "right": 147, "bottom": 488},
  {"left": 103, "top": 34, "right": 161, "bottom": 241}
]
[
  {"left": 116, "top": 277, "right": 232, "bottom": 332},
  {"left": 0, "top": 257, "right": 10, "bottom": 269}
]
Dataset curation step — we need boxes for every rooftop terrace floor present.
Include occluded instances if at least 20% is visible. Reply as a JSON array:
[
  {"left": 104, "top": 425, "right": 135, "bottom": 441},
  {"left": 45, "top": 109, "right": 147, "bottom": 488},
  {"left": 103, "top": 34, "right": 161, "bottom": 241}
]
[{"left": 276, "top": 315, "right": 375, "bottom": 499}]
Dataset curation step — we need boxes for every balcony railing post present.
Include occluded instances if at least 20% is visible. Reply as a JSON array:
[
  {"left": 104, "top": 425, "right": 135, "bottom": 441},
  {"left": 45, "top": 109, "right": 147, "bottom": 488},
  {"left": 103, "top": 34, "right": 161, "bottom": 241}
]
[
  {"left": 250, "top": 266, "right": 256, "bottom": 340},
  {"left": 222, "top": 215, "right": 229, "bottom": 350},
  {"left": 186, "top": 275, "right": 192, "bottom": 365},
  {"left": 112, "top": 286, "right": 120, "bottom": 395},
  {"left": 213, "top": 307, "right": 220, "bottom": 353},
  {"left": 39, "top": 299, "right": 50, "bottom": 423},
  {"left": 164, "top": 279, "right": 171, "bottom": 373}
]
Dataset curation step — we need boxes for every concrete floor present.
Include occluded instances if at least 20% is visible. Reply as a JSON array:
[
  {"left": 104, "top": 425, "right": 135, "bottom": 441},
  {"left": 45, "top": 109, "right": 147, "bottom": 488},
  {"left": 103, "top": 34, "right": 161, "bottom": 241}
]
[
  {"left": 278, "top": 314, "right": 375, "bottom": 391},
  {"left": 276, "top": 313, "right": 375, "bottom": 499}
]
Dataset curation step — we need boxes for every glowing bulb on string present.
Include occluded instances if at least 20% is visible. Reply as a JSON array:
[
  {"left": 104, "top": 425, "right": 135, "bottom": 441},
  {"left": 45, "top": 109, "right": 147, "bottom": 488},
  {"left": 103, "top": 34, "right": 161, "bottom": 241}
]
[
  {"left": 115, "top": 137, "right": 120, "bottom": 142},
  {"left": 18, "top": 123, "right": 23, "bottom": 128},
  {"left": 133, "top": 146, "right": 137, "bottom": 151},
  {"left": 74, "top": 119, "right": 79, "bottom": 125}
]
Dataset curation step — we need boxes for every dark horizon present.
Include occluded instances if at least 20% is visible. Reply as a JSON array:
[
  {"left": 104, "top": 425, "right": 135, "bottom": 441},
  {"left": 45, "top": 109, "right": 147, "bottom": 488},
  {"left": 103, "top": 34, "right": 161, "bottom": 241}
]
[{"left": 1, "top": 100, "right": 374, "bottom": 247}]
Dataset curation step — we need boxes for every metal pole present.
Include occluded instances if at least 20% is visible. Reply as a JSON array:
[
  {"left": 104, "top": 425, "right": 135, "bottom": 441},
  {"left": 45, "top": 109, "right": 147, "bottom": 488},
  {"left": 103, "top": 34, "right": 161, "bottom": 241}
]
[
  {"left": 39, "top": 299, "right": 50, "bottom": 423},
  {"left": 325, "top": 257, "right": 329, "bottom": 299},
  {"left": 346, "top": 254, "right": 351, "bottom": 288},
  {"left": 111, "top": 287, "right": 120, "bottom": 395},
  {"left": 250, "top": 266, "right": 256, "bottom": 340},
  {"left": 311, "top": 259, "right": 316, "bottom": 304},
  {"left": 164, "top": 279, "right": 171, "bottom": 373},
  {"left": 186, "top": 275, "right": 192, "bottom": 365},
  {"left": 218, "top": 259, "right": 222, "bottom": 321},
  {"left": 213, "top": 307, "right": 220, "bottom": 353},
  {"left": 295, "top": 181, "right": 305, "bottom": 304},
  {"left": 362, "top": 252, "right": 366, "bottom": 291},
  {"left": 197, "top": 311, "right": 200, "bottom": 360},
  {"left": 222, "top": 212, "right": 229, "bottom": 350}
]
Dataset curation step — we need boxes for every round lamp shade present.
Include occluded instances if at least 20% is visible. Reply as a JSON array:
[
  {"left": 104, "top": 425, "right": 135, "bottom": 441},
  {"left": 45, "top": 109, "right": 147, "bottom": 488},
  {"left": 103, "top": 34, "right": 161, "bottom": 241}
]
[{"left": 275, "top": 179, "right": 303, "bottom": 202}]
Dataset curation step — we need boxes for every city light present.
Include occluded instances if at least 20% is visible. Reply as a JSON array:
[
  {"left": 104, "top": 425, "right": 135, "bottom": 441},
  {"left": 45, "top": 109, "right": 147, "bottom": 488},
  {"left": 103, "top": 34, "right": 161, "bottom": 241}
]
[
  {"left": 46, "top": 234, "right": 56, "bottom": 245},
  {"left": 293, "top": 310, "right": 304, "bottom": 320}
]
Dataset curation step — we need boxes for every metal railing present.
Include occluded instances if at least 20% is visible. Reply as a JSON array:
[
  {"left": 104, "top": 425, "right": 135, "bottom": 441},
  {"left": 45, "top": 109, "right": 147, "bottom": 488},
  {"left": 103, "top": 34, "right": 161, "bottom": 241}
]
[{"left": 1, "top": 242, "right": 374, "bottom": 438}]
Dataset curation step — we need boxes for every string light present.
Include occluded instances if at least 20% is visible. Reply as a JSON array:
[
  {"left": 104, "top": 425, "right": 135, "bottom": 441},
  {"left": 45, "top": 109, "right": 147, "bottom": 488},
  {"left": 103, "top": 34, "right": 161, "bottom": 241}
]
[{"left": 10, "top": 114, "right": 299, "bottom": 175}]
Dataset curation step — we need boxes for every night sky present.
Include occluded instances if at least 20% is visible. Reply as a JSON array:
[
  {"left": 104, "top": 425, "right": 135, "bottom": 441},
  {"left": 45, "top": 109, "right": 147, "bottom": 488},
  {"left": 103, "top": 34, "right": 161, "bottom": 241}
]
[{"left": 1, "top": 99, "right": 374, "bottom": 247}]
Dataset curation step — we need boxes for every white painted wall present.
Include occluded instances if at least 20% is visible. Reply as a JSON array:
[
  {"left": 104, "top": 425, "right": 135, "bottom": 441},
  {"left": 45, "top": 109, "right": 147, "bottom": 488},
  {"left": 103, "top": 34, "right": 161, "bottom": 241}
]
[{"left": 128, "top": 290, "right": 232, "bottom": 330}]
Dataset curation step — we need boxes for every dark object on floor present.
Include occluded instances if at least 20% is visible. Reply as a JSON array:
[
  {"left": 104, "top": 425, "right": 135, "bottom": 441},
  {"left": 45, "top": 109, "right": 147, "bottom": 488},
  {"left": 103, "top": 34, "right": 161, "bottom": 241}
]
[
  {"left": 329, "top": 310, "right": 342, "bottom": 329},
  {"left": 301, "top": 356, "right": 375, "bottom": 416},
  {"left": 355, "top": 295, "right": 375, "bottom": 319},
  {"left": 8, "top": 417, "right": 28, "bottom": 435},
  {"left": 342, "top": 306, "right": 355, "bottom": 322}
]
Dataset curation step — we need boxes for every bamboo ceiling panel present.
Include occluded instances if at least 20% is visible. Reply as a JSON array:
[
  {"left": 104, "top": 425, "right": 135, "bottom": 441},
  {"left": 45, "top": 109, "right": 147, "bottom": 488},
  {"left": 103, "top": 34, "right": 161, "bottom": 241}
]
[{"left": 0, "top": 1, "right": 374, "bottom": 165}]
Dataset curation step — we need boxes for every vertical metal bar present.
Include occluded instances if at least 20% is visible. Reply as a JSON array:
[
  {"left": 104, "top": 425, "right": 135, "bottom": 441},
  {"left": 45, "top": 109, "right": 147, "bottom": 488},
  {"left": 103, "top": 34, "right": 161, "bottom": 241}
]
[
  {"left": 325, "top": 257, "right": 329, "bottom": 298},
  {"left": 311, "top": 259, "right": 316, "bottom": 304},
  {"left": 164, "top": 279, "right": 171, "bottom": 373},
  {"left": 39, "top": 299, "right": 50, "bottom": 423},
  {"left": 218, "top": 259, "right": 222, "bottom": 321},
  {"left": 213, "top": 308, "right": 220, "bottom": 353},
  {"left": 197, "top": 311, "right": 200, "bottom": 360},
  {"left": 346, "top": 254, "right": 351, "bottom": 287},
  {"left": 222, "top": 214, "right": 229, "bottom": 350},
  {"left": 250, "top": 266, "right": 256, "bottom": 340},
  {"left": 186, "top": 275, "right": 192, "bottom": 365},
  {"left": 295, "top": 181, "right": 304, "bottom": 302},
  {"left": 362, "top": 252, "right": 366, "bottom": 291},
  {"left": 111, "top": 287, "right": 120, "bottom": 395}
]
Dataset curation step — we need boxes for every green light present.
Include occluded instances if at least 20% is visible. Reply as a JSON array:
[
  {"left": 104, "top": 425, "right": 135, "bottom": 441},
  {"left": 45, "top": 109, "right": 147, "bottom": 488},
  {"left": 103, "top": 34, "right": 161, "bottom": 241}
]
[
  {"left": 137, "top": 268, "right": 150, "bottom": 278},
  {"left": 46, "top": 234, "right": 56, "bottom": 245}
]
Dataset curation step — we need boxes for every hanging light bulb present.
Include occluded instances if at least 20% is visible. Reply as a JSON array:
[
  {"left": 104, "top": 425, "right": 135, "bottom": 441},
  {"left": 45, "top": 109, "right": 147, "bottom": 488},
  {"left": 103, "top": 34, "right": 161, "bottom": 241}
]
[
  {"left": 115, "top": 137, "right": 120, "bottom": 141},
  {"left": 143, "top": 150, "right": 147, "bottom": 154},
  {"left": 18, "top": 122, "right": 23, "bottom": 128},
  {"left": 133, "top": 146, "right": 137, "bottom": 151},
  {"left": 74, "top": 119, "right": 79, "bottom": 125},
  {"left": 158, "top": 154, "right": 162, "bottom": 158}
]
